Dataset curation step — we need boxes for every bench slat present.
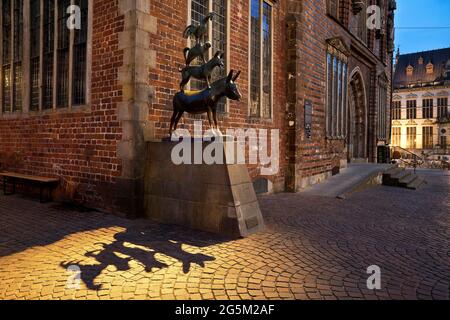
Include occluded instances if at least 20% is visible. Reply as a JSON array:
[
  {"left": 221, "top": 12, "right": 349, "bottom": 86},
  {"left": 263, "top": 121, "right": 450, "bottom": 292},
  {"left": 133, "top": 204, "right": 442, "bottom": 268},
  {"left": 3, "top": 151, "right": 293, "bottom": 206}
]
[{"left": 0, "top": 172, "right": 59, "bottom": 184}]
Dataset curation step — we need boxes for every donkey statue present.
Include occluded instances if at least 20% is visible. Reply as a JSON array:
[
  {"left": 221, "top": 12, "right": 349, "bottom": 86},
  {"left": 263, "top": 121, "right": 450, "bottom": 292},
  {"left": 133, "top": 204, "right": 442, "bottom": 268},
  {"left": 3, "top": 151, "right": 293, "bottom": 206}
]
[{"left": 170, "top": 70, "right": 242, "bottom": 137}]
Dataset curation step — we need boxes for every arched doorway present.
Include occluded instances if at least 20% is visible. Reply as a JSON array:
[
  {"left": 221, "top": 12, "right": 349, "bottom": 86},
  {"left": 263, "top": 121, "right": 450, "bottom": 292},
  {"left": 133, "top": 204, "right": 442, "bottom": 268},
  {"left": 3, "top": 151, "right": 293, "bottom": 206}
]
[{"left": 347, "top": 70, "right": 368, "bottom": 162}]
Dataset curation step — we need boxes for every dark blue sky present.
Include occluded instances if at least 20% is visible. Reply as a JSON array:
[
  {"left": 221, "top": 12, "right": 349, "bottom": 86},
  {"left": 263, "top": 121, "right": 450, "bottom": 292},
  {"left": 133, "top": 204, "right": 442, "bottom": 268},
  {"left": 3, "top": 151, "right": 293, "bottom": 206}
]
[{"left": 395, "top": 0, "right": 450, "bottom": 54}]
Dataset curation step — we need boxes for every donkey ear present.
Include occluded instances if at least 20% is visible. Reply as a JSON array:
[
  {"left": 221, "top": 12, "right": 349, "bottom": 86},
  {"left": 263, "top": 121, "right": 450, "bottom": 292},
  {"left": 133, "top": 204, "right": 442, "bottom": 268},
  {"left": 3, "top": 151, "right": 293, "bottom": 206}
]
[
  {"left": 227, "top": 70, "right": 234, "bottom": 83},
  {"left": 232, "top": 70, "right": 241, "bottom": 82},
  {"left": 215, "top": 50, "right": 223, "bottom": 58}
]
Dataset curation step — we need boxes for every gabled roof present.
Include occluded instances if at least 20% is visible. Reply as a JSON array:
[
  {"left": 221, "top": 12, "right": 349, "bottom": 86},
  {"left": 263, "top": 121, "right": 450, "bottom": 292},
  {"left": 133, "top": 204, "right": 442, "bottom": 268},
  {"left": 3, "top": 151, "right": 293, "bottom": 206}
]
[{"left": 394, "top": 47, "right": 450, "bottom": 89}]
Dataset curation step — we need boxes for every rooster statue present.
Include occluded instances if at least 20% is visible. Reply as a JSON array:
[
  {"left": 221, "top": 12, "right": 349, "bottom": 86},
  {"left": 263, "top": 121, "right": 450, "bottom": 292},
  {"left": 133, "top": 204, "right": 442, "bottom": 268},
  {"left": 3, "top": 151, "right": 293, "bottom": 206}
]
[{"left": 183, "top": 12, "right": 215, "bottom": 44}]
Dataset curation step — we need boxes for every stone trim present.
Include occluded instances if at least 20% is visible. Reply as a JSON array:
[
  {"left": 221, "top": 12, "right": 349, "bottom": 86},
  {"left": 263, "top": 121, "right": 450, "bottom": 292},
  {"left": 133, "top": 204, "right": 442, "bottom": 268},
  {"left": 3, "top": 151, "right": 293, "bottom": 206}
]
[
  {"left": 326, "top": 37, "right": 350, "bottom": 59},
  {"left": 285, "top": 14, "right": 298, "bottom": 192},
  {"left": 116, "top": 0, "right": 157, "bottom": 217}
]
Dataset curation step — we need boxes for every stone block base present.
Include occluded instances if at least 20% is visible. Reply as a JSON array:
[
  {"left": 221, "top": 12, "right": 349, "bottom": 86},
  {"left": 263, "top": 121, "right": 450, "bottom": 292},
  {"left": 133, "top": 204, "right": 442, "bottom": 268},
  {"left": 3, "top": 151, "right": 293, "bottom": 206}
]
[{"left": 144, "top": 139, "right": 265, "bottom": 238}]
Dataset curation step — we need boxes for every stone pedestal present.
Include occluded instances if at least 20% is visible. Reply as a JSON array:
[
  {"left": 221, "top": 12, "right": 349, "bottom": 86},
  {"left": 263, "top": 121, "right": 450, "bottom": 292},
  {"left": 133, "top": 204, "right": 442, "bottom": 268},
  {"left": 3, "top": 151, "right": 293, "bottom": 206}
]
[{"left": 144, "top": 138, "right": 265, "bottom": 238}]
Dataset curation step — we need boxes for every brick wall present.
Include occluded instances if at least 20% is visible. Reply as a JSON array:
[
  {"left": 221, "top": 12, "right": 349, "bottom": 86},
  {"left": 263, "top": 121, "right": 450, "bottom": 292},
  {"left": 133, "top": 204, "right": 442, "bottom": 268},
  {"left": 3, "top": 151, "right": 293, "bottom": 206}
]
[
  {"left": 285, "top": 0, "right": 393, "bottom": 190},
  {"left": 0, "top": 0, "right": 125, "bottom": 213}
]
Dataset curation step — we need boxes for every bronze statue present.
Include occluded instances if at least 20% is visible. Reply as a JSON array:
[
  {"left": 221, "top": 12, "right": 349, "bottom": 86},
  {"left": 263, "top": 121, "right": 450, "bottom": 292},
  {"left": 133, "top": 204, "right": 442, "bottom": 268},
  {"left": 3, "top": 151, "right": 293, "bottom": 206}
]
[
  {"left": 184, "top": 41, "right": 212, "bottom": 65},
  {"left": 179, "top": 51, "right": 225, "bottom": 90},
  {"left": 171, "top": 12, "right": 241, "bottom": 137},
  {"left": 183, "top": 12, "right": 215, "bottom": 44},
  {"left": 170, "top": 70, "right": 242, "bottom": 136}
]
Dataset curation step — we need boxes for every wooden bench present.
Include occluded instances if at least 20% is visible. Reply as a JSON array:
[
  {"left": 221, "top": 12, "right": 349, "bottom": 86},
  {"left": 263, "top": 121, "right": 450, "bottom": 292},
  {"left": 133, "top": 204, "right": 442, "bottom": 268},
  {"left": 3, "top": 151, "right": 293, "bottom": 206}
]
[{"left": 0, "top": 172, "right": 59, "bottom": 203}]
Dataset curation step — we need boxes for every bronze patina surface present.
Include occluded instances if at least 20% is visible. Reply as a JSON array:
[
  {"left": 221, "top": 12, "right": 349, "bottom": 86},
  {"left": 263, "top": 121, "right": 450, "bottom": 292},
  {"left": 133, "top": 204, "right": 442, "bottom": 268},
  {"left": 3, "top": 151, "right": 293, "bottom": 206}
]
[{"left": 171, "top": 12, "right": 242, "bottom": 136}]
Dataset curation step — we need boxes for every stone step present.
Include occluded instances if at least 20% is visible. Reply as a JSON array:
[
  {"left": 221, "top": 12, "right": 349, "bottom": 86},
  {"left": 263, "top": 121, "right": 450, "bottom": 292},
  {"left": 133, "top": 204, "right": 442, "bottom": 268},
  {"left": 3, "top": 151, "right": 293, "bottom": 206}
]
[
  {"left": 384, "top": 167, "right": 402, "bottom": 176},
  {"left": 382, "top": 168, "right": 404, "bottom": 186},
  {"left": 391, "top": 169, "right": 412, "bottom": 181},
  {"left": 399, "top": 173, "right": 418, "bottom": 187},
  {"left": 407, "top": 177, "right": 426, "bottom": 190}
]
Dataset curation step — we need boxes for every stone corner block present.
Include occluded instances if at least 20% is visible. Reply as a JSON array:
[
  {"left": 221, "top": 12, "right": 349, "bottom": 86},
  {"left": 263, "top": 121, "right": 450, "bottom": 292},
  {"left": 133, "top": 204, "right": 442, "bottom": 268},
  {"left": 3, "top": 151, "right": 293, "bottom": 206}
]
[
  {"left": 117, "top": 141, "right": 137, "bottom": 160},
  {"left": 118, "top": 102, "right": 149, "bottom": 122},
  {"left": 136, "top": 12, "right": 157, "bottom": 34}
]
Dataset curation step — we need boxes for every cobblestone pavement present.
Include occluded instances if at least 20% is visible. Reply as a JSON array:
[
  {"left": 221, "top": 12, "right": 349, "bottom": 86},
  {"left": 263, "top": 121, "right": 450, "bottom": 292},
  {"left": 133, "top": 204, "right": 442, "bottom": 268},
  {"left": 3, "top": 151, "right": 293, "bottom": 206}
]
[{"left": 0, "top": 169, "right": 449, "bottom": 300}]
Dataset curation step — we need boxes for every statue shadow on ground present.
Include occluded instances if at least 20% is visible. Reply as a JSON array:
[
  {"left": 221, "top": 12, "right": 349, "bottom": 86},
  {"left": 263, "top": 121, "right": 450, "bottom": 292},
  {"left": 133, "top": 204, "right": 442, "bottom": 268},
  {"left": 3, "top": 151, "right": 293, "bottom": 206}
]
[{"left": 60, "top": 224, "right": 222, "bottom": 291}]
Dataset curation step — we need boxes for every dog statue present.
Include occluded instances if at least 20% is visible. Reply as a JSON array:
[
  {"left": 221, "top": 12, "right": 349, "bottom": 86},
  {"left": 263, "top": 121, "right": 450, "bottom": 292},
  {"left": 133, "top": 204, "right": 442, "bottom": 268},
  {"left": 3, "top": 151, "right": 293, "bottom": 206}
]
[
  {"left": 170, "top": 70, "right": 242, "bottom": 136},
  {"left": 183, "top": 12, "right": 215, "bottom": 44},
  {"left": 183, "top": 42, "right": 212, "bottom": 66},
  {"left": 179, "top": 51, "right": 224, "bottom": 91}
]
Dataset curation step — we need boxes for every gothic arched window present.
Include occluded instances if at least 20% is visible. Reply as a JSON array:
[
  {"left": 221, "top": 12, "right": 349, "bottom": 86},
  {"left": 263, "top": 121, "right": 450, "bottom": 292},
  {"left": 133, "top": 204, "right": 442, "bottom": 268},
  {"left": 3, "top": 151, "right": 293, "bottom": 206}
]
[{"left": 326, "top": 38, "right": 349, "bottom": 139}]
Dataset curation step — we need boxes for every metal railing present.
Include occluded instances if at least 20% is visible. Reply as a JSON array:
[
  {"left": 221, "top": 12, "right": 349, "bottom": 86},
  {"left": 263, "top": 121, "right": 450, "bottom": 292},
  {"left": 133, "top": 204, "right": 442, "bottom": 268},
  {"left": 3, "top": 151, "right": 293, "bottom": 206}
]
[
  {"left": 391, "top": 146, "right": 450, "bottom": 171},
  {"left": 390, "top": 146, "right": 424, "bottom": 173}
]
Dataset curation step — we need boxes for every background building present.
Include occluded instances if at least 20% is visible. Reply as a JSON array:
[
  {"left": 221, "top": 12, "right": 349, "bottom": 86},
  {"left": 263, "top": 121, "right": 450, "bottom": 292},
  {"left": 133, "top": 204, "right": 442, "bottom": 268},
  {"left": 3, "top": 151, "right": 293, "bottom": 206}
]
[
  {"left": 285, "top": 0, "right": 396, "bottom": 189},
  {"left": 392, "top": 47, "right": 450, "bottom": 154},
  {"left": 0, "top": 0, "right": 395, "bottom": 216}
]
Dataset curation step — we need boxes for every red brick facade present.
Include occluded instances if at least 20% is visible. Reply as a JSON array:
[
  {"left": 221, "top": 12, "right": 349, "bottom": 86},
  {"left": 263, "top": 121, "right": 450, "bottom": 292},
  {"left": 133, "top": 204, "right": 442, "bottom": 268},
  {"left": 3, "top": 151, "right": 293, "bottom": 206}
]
[
  {"left": 0, "top": 0, "right": 125, "bottom": 214},
  {"left": 0, "top": 0, "right": 394, "bottom": 216},
  {"left": 285, "top": 0, "right": 394, "bottom": 189}
]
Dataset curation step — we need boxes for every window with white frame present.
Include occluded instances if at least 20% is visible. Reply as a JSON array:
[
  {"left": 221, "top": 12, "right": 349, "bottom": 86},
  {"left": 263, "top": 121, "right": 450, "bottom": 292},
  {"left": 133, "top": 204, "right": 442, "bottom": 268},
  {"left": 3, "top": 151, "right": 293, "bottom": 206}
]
[
  {"left": 440, "top": 136, "right": 448, "bottom": 149},
  {"left": 189, "top": 0, "right": 228, "bottom": 112},
  {"left": 1, "top": 0, "right": 24, "bottom": 113},
  {"left": 422, "top": 126, "right": 433, "bottom": 149},
  {"left": 30, "top": 0, "right": 40, "bottom": 111},
  {"left": 2, "top": 0, "right": 13, "bottom": 112},
  {"left": 437, "top": 97, "right": 448, "bottom": 119},
  {"left": 1, "top": 0, "right": 89, "bottom": 114},
  {"left": 326, "top": 44, "right": 348, "bottom": 139},
  {"left": 406, "top": 100, "right": 417, "bottom": 119},
  {"left": 406, "top": 127, "right": 417, "bottom": 149},
  {"left": 391, "top": 127, "right": 401, "bottom": 147},
  {"left": 43, "top": 0, "right": 54, "bottom": 109},
  {"left": 422, "top": 98, "right": 433, "bottom": 119},
  {"left": 72, "top": 0, "right": 88, "bottom": 106},
  {"left": 250, "top": 0, "right": 272, "bottom": 119},
  {"left": 392, "top": 100, "right": 401, "bottom": 120},
  {"left": 57, "top": 0, "right": 71, "bottom": 108}
]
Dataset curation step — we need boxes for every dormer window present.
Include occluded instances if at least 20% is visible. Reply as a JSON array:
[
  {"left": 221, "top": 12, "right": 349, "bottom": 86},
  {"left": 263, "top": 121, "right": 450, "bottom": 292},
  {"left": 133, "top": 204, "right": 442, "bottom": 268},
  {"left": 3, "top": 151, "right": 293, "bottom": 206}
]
[
  {"left": 445, "top": 59, "right": 450, "bottom": 78},
  {"left": 406, "top": 65, "right": 414, "bottom": 76},
  {"left": 418, "top": 57, "right": 423, "bottom": 65},
  {"left": 326, "top": 39, "right": 349, "bottom": 139},
  {"left": 426, "top": 62, "right": 434, "bottom": 75}
]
